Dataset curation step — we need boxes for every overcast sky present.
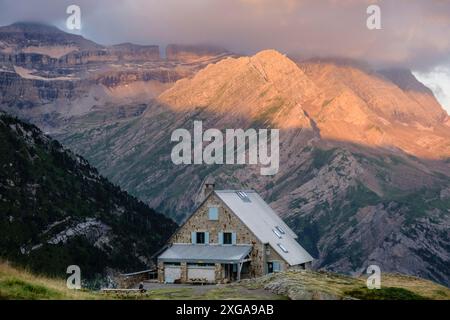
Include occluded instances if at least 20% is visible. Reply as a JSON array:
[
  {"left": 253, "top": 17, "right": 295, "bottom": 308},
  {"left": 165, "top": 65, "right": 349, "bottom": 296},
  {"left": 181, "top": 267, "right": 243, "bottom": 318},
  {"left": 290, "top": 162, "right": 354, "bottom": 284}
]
[{"left": 0, "top": 0, "right": 449, "bottom": 112}]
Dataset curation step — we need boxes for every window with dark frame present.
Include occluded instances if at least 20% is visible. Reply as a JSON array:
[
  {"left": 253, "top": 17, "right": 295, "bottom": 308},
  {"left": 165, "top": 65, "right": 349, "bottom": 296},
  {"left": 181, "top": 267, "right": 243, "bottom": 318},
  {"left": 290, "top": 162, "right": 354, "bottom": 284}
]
[
  {"left": 223, "top": 232, "right": 233, "bottom": 245},
  {"left": 196, "top": 232, "right": 205, "bottom": 244}
]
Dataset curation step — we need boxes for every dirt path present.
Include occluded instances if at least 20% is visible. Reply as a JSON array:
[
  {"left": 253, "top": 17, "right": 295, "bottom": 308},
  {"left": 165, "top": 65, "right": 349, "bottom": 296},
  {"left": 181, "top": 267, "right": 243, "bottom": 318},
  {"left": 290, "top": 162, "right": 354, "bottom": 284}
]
[{"left": 139, "top": 282, "right": 286, "bottom": 300}]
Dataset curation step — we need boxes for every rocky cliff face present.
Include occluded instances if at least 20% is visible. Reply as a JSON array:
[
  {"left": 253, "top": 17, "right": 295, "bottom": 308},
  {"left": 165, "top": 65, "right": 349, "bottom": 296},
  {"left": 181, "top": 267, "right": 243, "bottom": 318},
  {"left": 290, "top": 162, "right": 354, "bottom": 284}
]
[
  {"left": 109, "top": 43, "right": 160, "bottom": 62},
  {"left": 166, "top": 44, "right": 230, "bottom": 62},
  {"left": 0, "top": 23, "right": 234, "bottom": 128},
  {"left": 0, "top": 113, "right": 177, "bottom": 279}
]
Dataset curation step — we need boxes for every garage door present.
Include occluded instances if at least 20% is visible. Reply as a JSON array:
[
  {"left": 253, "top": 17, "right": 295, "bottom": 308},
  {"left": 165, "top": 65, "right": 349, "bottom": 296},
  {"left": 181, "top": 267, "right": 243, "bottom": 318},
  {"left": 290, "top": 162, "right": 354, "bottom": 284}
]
[
  {"left": 187, "top": 266, "right": 215, "bottom": 282},
  {"left": 164, "top": 265, "right": 181, "bottom": 283}
]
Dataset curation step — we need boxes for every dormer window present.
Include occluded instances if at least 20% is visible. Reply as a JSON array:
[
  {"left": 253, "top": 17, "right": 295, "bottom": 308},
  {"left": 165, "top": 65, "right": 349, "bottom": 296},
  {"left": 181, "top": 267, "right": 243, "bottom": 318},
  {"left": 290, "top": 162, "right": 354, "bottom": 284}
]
[{"left": 277, "top": 243, "right": 288, "bottom": 253}]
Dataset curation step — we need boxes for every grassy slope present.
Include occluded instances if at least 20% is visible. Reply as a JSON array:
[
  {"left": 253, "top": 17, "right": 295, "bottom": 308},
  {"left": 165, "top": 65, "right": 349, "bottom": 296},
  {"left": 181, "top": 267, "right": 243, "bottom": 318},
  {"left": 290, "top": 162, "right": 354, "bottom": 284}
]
[
  {"left": 242, "top": 270, "right": 450, "bottom": 300},
  {"left": 0, "top": 261, "right": 281, "bottom": 300},
  {"left": 0, "top": 261, "right": 97, "bottom": 300},
  {"left": 1, "top": 261, "right": 448, "bottom": 300}
]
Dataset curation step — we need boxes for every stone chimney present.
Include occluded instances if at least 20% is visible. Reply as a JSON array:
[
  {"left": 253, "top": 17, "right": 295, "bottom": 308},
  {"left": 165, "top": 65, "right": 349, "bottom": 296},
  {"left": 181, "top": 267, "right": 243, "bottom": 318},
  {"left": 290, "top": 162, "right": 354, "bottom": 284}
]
[
  {"left": 204, "top": 181, "right": 215, "bottom": 198},
  {"left": 199, "top": 177, "right": 215, "bottom": 203}
]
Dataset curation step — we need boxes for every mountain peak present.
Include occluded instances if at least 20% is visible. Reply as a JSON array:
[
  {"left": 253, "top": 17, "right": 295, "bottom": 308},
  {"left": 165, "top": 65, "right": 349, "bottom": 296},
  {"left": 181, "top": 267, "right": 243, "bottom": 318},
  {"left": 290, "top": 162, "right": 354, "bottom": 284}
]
[
  {"left": 157, "top": 49, "right": 317, "bottom": 129},
  {"left": 0, "top": 22, "right": 100, "bottom": 51},
  {"left": 249, "top": 50, "right": 300, "bottom": 74},
  {"left": 252, "top": 49, "right": 286, "bottom": 60},
  {"left": 248, "top": 49, "right": 314, "bottom": 85},
  {"left": 2, "top": 22, "right": 63, "bottom": 34}
]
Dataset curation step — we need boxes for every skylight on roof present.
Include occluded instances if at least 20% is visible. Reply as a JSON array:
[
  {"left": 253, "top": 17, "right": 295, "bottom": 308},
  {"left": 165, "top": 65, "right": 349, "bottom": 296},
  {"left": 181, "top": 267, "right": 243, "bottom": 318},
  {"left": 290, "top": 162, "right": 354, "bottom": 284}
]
[
  {"left": 236, "top": 191, "right": 251, "bottom": 203},
  {"left": 275, "top": 226, "right": 285, "bottom": 235},
  {"left": 277, "top": 243, "right": 288, "bottom": 253},
  {"left": 273, "top": 229, "right": 282, "bottom": 239}
]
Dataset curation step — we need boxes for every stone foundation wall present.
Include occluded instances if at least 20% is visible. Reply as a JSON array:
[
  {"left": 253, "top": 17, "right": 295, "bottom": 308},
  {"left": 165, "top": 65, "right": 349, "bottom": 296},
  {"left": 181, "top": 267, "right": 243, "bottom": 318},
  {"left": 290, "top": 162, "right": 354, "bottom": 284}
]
[
  {"left": 180, "top": 262, "right": 188, "bottom": 282},
  {"left": 157, "top": 261, "right": 164, "bottom": 282},
  {"left": 215, "top": 263, "right": 223, "bottom": 282}
]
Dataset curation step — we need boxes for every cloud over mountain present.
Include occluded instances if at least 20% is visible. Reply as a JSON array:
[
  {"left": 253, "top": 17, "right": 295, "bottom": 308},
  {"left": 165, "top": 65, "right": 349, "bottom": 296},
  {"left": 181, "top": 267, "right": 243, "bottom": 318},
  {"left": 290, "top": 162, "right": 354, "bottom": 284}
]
[{"left": 0, "top": 0, "right": 449, "bottom": 70}]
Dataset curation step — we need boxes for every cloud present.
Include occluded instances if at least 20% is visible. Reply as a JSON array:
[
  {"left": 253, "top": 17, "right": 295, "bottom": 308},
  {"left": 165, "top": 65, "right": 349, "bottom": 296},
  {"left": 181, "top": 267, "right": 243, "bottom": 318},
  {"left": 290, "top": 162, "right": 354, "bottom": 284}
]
[
  {"left": 0, "top": 0, "right": 450, "bottom": 70},
  {"left": 414, "top": 67, "right": 450, "bottom": 114}
]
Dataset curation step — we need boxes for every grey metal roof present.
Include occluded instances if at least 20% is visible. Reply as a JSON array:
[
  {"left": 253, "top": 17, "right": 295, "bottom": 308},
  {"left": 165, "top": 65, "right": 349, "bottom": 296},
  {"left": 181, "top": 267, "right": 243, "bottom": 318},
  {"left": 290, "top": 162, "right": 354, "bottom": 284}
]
[
  {"left": 215, "top": 190, "right": 313, "bottom": 266},
  {"left": 158, "top": 244, "right": 252, "bottom": 263}
]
